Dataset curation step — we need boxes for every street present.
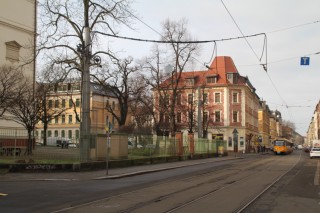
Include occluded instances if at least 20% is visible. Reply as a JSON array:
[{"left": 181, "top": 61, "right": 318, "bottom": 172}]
[{"left": 0, "top": 151, "right": 319, "bottom": 213}]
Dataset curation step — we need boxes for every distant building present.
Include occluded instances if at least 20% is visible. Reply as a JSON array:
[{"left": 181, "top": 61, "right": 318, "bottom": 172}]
[
  {"left": 269, "top": 110, "right": 282, "bottom": 140},
  {"left": 35, "top": 81, "right": 120, "bottom": 144},
  {"left": 154, "top": 56, "right": 261, "bottom": 152},
  {"left": 0, "top": 0, "right": 37, "bottom": 129},
  {"left": 258, "top": 101, "right": 271, "bottom": 148},
  {"left": 307, "top": 100, "right": 320, "bottom": 145}
]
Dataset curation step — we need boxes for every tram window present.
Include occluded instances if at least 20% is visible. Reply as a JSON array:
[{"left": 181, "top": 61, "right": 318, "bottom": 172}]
[{"left": 275, "top": 141, "right": 284, "bottom": 146}]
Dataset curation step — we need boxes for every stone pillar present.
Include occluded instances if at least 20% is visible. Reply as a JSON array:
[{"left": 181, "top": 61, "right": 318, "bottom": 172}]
[
  {"left": 188, "top": 133, "right": 195, "bottom": 158},
  {"left": 175, "top": 132, "right": 183, "bottom": 157}
]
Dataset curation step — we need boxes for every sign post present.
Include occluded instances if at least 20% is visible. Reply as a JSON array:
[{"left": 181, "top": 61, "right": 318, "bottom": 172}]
[
  {"left": 233, "top": 129, "right": 238, "bottom": 155},
  {"left": 105, "top": 123, "right": 112, "bottom": 176}
]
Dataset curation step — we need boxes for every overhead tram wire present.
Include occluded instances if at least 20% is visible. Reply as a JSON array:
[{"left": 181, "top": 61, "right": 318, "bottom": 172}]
[
  {"left": 114, "top": 6, "right": 267, "bottom": 67},
  {"left": 220, "top": 0, "right": 295, "bottom": 122},
  {"left": 100, "top": 31, "right": 266, "bottom": 44}
]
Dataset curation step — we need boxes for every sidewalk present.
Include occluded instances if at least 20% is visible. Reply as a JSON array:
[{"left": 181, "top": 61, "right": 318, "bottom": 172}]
[{"left": 0, "top": 155, "right": 244, "bottom": 182}]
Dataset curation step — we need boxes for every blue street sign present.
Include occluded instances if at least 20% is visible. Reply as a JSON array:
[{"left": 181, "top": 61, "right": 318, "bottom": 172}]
[{"left": 300, "top": 57, "right": 310, "bottom": 65}]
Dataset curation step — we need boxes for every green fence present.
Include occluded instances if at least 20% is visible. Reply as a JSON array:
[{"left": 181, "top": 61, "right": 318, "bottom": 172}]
[{"left": 1, "top": 131, "right": 227, "bottom": 164}]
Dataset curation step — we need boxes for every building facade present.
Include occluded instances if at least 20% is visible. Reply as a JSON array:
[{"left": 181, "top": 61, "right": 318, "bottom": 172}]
[
  {"left": 307, "top": 100, "right": 320, "bottom": 145},
  {"left": 258, "top": 101, "right": 271, "bottom": 148},
  {"left": 0, "top": 0, "right": 36, "bottom": 129},
  {"left": 155, "top": 56, "right": 261, "bottom": 152},
  {"left": 35, "top": 81, "right": 120, "bottom": 144}
]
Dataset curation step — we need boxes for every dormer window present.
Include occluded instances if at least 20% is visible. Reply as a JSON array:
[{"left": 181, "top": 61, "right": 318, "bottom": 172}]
[
  {"left": 185, "top": 77, "right": 195, "bottom": 86},
  {"left": 207, "top": 75, "right": 217, "bottom": 83},
  {"left": 227, "top": 73, "right": 238, "bottom": 84}
]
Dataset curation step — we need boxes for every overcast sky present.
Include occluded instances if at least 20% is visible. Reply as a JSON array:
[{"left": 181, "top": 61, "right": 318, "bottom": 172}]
[{"left": 107, "top": 0, "right": 320, "bottom": 136}]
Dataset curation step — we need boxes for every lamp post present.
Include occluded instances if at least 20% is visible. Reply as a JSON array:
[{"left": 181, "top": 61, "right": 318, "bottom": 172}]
[{"left": 79, "top": 26, "right": 91, "bottom": 162}]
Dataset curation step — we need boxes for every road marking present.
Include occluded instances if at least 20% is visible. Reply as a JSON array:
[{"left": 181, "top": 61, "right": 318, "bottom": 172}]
[
  {"left": 314, "top": 160, "right": 320, "bottom": 186},
  {"left": 0, "top": 193, "right": 8, "bottom": 196}
]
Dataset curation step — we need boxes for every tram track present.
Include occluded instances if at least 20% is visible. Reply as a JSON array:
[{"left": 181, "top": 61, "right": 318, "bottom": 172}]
[{"left": 52, "top": 154, "right": 300, "bottom": 213}]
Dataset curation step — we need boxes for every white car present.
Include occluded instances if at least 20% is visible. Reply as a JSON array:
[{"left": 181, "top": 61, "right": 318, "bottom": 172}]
[{"left": 310, "top": 147, "right": 320, "bottom": 159}]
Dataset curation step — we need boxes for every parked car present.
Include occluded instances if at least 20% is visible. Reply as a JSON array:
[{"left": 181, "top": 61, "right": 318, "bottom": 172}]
[
  {"left": 304, "top": 147, "right": 310, "bottom": 153},
  {"left": 67, "top": 143, "right": 79, "bottom": 148},
  {"left": 310, "top": 147, "right": 320, "bottom": 159},
  {"left": 128, "top": 141, "right": 134, "bottom": 149},
  {"left": 128, "top": 141, "right": 143, "bottom": 149}
]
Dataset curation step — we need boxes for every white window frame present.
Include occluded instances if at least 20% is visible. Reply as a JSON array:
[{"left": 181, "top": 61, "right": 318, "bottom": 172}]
[
  {"left": 214, "top": 110, "right": 221, "bottom": 122},
  {"left": 214, "top": 92, "right": 221, "bottom": 103},
  {"left": 232, "top": 92, "right": 239, "bottom": 103},
  {"left": 232, "top": 111, "right": 239, "bottom": 123}
]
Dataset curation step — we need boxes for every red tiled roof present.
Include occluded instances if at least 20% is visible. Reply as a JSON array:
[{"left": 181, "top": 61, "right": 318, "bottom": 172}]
[{"left": 161, "top": 56, "right": 242, "bottom": 88}]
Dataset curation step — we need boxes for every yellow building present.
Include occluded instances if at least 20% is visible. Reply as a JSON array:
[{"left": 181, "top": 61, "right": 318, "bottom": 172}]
[
  {"left": 258, "top": 101, "right": 271, "bottom": 148},
  {"left": 36, "top": 81, "right": 120, "bottom": 145}
]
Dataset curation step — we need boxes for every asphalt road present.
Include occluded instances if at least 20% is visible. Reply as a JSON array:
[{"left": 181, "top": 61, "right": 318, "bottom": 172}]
[{"left": 0, "top": 151, "right": 319, "bottom": 213}]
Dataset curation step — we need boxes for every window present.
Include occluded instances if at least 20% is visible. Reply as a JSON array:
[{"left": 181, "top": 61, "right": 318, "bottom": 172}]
[
  {"left": 48, "top": 130, "right": 52, "bottom": 137},
  {"left": 54, "top": 130, "right": 58, "bottom": 137},
  {"left": 69, "top": 99, "right": 73, "bottom": 107},
  {"left": 188, "top": 94, "right": 193, "bottom": 104},
  {"left": 215, "top": 111, "right": 221, "bottom": 122},
  {"left": 214, "top": 93, "right": 221, "bottom": 103},
  {"left": 55, "top": 117, "right": 58, "bottom": 124},
  {"left": 76, "top": 99, "right": 80, "bottom": 107},
  {"left": 177, "top": 94, "right": 182, "bottom": 105},
  {"left": 48, "top": 100, "right": 53, "bottom": 108},
  {"left": 112, "top": 101, "right": 115, "bottom": 110},
  {"left": 69, "top": 115, "right": 72, "bottom": 124},
  {"left": 5, "top": 41, "right": 21, "bottom": 62},
  {"left": 76, "top": 130, "right": 80, "bottom": 139},
  {"left": 105, "top": 115, "right": 109, "bottom": 125},
  {"left": 72, "top": 83, "right": 80, "bottom": 90},
  {"left": 62, "top": 115, "right": 65, "bottom": 123},
  {"left": 227, "top": 73, "right": 238, "bottom": 84},
  {"left": 67, "top": 83, "right": 71, "bottom": 91},
  {"left": 206, "top": 76, "right": 217, "bottom": 83},
  {"left": 159, "top": 96, "right": 169, "bottom": 107},
  {"left": 68, "top": 130, "right": 72, "bottom": 139},
  {"left": 177, "top": 112, "right": 182, "bottom": 123},
  {"left": 41, "top": 131, "right": 44, "bottom": 139},
  {"left": 185, "top": 78, "right": 194, "bottom": 85},
  {"left": 62, "top": 99, "right": 66, "bottom": 108},
  {"left": 54, "top": 100, "right": 59, "bottom": 108},
  {"left": 203, "top": 112, "right": 208, "bottom": 124},
  {"left": 232, "top": 92, "right": 239, "bottom": 103},
  {"left": 61, "top": 130, "right": 65, "bottom": 138},
  {"left": 203, "top": 93, "right": 208, "bottom": 104},
  {"left": 233, "top": 111, "right": 238, "bottom": 122}
]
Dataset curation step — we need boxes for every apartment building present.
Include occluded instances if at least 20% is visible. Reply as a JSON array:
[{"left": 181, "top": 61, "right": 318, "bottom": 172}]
[
  {"left": 154, "top": 56, "right": 261, "bottom": 152},
  {"left": 307, "top": 100, "right": 320, "bottom": 145},
  {"left": 258, "top": 101, "right": 271, "bottom": 148},
  {"left": 35, "top": 81, "right": 119, "bottom": 144}
]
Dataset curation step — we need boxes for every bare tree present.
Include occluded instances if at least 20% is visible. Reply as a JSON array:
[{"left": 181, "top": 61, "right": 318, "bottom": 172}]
[
  {"left": 38, "top": 0, "right": 135, "bottom": 161},
  {"left": 5, "top": 79, "right": 42, "bottom": 155},
  {"left": 93, "top": 57, "right": 142, "bottom": 128},
  {"left": 0, "top": 65, "right": 24, "bottom": 116},
  {"left": 143, "top": 19, "right": 199, "bottom": 136}
]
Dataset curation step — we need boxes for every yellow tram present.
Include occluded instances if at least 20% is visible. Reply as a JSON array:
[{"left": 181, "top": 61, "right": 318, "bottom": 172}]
[{"left": 273, "top": 138, "right": 293, "bottom": 155}]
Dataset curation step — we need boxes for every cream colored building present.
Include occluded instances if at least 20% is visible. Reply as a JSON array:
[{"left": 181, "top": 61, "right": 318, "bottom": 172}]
[
  {"left": 35, "top": 82, "right": 120, "bottom": 144},
  {"left": 0, "top": 0, "right": 36, "bottom": 128}
]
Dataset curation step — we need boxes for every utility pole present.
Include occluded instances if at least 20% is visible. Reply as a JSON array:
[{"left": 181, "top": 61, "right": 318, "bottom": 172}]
[{"left": 80, "top": 1, "right": 91, "bottom": 162}]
